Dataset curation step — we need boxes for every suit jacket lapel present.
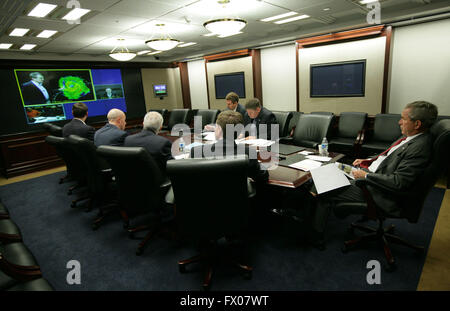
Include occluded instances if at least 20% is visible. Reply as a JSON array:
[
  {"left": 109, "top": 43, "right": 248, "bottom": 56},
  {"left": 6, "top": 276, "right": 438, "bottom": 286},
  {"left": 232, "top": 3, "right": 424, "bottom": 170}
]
[{"left": 375, "top": 136, "right": 419, "bottom": 172}]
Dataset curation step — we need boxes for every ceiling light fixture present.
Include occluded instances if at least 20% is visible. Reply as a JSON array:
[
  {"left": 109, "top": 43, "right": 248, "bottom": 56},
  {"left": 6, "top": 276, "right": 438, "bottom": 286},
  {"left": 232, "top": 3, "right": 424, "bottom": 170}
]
[
  {"left": 28, "top": 3, "right": 57, "bottom": 18},
  {"left": 274, "top": 14, "right": 310, "bottom": 24},
  {"left": 203, "top": 0, "right": 247, "bottom": 36},
  {"left": 145, "top": 24, "right": 180, "bottom": 51},
  {"left": 37, "top": 30, "right": 58, "bottom": 38},
  {"left": 0, "top": 43, "right": 13, "bottom": 49},
  {"left": 260, "top": 11, "right": 298, "bottom": 22},
  {"left": 217, "top": 31, "right": 243, "bottom": 38},
  {"left": 62, "top": 8, "right": 91, "bottom": 21},
  {"left": 178, "top": 42, "right": 197, "bottom": 47},
  {"left": 9, "top": 28, "right": 30, "bottom": 37},
  {"left": 109, "top": 39, "right": 136, "bottom": 61},
  {"left": 137, "top": 50, "right": 151, "bottom": 55},
  {"left": 359, "top": 0, "right": 378, "bottom": 4},
  {"left": 20, "top": 44, "right": 37, "bottom": 50},
  {"left": 147, "top": 51, "right": 162, "bottom": 55}
]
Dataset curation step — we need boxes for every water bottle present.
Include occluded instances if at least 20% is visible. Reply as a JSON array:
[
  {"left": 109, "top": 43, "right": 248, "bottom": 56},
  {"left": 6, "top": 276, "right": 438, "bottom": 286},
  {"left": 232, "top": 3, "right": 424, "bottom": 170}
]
[
  {"left": 178, "top": 132, "right": 185, "bottom": 153},
  {"left": 320, "top": 137, "right": 328, "bottom": 156}
]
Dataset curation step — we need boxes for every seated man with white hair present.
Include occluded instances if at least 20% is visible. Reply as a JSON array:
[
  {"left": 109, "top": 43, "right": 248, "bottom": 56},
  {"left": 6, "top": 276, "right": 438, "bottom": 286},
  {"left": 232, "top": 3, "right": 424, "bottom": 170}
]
[
  {"left": 124, "top": 111, "right": 173, "bottom": 172},
  {"left": 94, "top": 108, "right": 128, "bottom": 147}
]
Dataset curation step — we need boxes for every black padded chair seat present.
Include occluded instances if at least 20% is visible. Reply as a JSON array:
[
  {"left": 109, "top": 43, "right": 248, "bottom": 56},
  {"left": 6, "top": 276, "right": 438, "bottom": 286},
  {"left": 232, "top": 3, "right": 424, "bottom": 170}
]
[
  {"left": 7, "top": 278, "right": 54, "bottom": 291},
  {"left": 0, "top": 219, "right": 21, "bottom": 236},
  {"left": 329, "top": 137, "right": 356, "bottom": 147},
  {"left": 0, "top": 242, "right": 39, "bottom": 267},
  {"left": 360, "top": 141, "right": 392, "bottom": 155}
]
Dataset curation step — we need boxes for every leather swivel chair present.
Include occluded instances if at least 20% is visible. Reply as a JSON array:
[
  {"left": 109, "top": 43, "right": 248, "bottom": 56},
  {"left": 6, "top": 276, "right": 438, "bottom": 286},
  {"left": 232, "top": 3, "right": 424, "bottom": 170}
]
[
  {"left": 272, "top": 111, "right": 294, "bottom": 138},
  {"left": 311, "top": 111, "right": 334, "bottom": 116},
  {"left": 96, "top": 146, "right": 173, "bottom": 255},
  {"left": 338, "top": 119, "right": 450, "bottom": 271},
  {"left": 0, "top": 201, "right": 10, "bottom": 219},
  {"left": 194, "top": 109, "right": 220, "bottom": 129},
  {"left": 360, "top": 114, "right": 401, "bottom": 158},
  {"left": 166, "top": 155, "right": 253, "bottom": 290},
  {"left": 43, "top": 122, "right": 63, "bottom": 137},
  {"left": 329, "top": 112, "right": 367, "bottom": 156},
  {"left": 66, "top": 135, "right": 115, "bottom": 219},
  {"left": 162, "top": 109, "right": 192, "bottom": 132},
  {"left": 283, "top": 114, "right": 333, "bottom": 148},
  {"left": 45, "top": 135, "right": 75, "bottom": 184},
  {"left": 0, "top": 218, "right": 22, "bottom": 244}
]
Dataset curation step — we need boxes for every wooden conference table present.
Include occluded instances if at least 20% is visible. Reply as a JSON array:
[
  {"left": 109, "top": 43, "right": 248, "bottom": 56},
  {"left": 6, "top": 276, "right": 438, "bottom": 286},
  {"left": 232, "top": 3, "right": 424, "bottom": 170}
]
[{"left": 160, "top": 131, "right": 345, "bottom": 189}]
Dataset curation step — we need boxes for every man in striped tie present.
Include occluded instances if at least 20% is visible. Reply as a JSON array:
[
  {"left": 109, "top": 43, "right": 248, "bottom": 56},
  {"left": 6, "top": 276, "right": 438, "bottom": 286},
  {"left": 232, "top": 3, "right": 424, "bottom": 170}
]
[{"left": 308, "top": 101, "right": 438, "bottom": 248}]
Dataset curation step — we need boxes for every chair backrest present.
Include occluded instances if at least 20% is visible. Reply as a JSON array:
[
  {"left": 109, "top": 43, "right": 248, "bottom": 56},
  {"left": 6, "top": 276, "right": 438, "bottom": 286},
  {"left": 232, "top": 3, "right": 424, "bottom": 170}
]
[
  {"left": 338, "top": 112, "right": 368, "bottom": 138},
  {"left": 311, "top": 111, "right": 334, "bottom": 116},
  {"left": 272, "top": 111, "right": 293, "bottom": 137},
  {"left": 195, "top": 109, "right": 220, "bottom": 128},
  {"left": 292, "top": 114, "right": 333, "bottom": 148},
  {"left": 43, "top": 123, "right": 63, "bottom": 137},
  {"left": 45, "top": 135, "right": 74, "bottom": 176},
  {"left": 97, "top": 146, "right": 165, "bottom": 217},
  {"left": 66, "top": 135, "right": 106, "bottom": 194},
  {"left": 372, "top": 114, "right": 401, "bottom": 142},
  {"left": 167, "top": 109, "right": 191, "bottom": 130},
  {"left": 166, "top": 155, "right": 250, "bottom": 240},
  {"left": 149, "top": 109, "right": 168, "bottom": 123},
  {"left": 401, "top": 119, "right": 450, "bottom": 222}
]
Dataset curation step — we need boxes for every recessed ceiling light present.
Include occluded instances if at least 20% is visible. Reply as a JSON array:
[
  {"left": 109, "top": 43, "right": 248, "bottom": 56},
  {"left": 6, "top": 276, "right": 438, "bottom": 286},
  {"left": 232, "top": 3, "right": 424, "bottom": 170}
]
[
  {"left": 260, "top": 11, "right": 298, "bottom": 22},
  {"left": 178, "top": 42, "right": 197, "bottom": 47},
  {"left": 147, "top": 51, "right": 162, "bottom": 55},
  {"left": 218, "top": 32, "right": 243, "bottom": 38},
  {"left": 9, "top": 28, "right": 30, "bottom": 37},
  {"left": 274, "top": 14, "right": 310, "bottom": 24},
  {"left": 137, "top": 50, "right": 151, "bottom": 55},
  {"left": 36, "top": 30, "right": 57, "bottom": 38},
  {"left": 0, "top": 43, "right": 13, "bottom": 49},
  {"left": 28, "top": 3, "right": 57, "bottom": 18},
  {"left": 202, "top": 33, "right": 217, "bottom": 37},
  {"left": 20, "top": 44, "right": 37, "bottom": 50},
  {"left": 359, "top": 0, "right": 378, "bottom": 4},
  {"left": 62, "top": 8, "right": 91, "bottom": 21}
]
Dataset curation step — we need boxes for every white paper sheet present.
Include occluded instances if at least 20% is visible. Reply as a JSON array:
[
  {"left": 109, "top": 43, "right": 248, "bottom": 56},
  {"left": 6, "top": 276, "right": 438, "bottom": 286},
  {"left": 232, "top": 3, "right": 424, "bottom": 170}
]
[
  {"left": 310, "top": 164, "right": 350, "bottom": 194},
  {"left": 299, "top": 150, "right": 314, "bottom": 155},
  {"left": 306, "top": 155, "right": 332, "bottom": 162},
  {"left": 174, "top": 154, "right": 190, "bottom": 160},
  {"left": 288, "top": 159, "right": 322, "bottom": 171},
  {"left": 203, "top": 132, "right": 217, "bottom": 141},
  {"left": 236, "top": 139, "right": 275, "bottom": 147}
]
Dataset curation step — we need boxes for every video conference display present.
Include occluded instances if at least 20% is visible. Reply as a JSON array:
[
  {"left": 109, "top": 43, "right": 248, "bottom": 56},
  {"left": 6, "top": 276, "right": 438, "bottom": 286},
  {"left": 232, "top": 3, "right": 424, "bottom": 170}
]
[{"left": 14, "top": 69, "right": 127, "bottom": 124}]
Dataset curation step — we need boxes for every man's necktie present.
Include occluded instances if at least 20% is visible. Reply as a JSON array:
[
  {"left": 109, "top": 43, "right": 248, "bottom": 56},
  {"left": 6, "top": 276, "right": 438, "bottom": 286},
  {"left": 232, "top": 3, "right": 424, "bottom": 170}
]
[{"left": 359, "top": 136, "right": 407, "bottom": 169}]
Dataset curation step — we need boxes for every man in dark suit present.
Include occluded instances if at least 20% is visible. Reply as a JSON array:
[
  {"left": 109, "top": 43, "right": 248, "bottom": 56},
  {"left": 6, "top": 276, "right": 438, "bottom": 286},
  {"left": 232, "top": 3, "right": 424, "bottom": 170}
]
[
  {"left": 124, "top": 111, "right": 173, "bottom": 172},
  {"left": 62, "top": 102, "right": 96, "bottom": 141},
  {"left": 309, "top": 101, "right": 438, "bottom": 247},
  {"left": 191, "top": 110, "right": 268, "bottom": 184},
  {"left": 21, "top": 72, "right": 50, "bottom": 106},
  {"left": 225, "top": 92, "right": 246, "bottom": 117},
  {"left": 243, "top": 98, "right": 278, "bottom": 140},
  {"left": 94, "top": 108, "right": 127, "bottom": 147}
]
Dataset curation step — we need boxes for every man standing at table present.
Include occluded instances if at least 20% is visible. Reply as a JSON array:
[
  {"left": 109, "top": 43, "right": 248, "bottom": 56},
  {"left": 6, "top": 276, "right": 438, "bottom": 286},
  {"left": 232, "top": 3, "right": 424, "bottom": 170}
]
[
  {"left": 308, "top": 101, "right": 438, "bottom": 248},
  {"left": 124, "top": 111, "right": 173, "bottom": 172}
]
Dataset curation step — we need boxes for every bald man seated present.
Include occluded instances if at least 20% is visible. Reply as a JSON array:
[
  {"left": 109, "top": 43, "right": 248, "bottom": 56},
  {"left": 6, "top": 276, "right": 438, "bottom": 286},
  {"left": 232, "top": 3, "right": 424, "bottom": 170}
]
[{"left": 94, "top": 108, "right": 128, "bottom": 147}]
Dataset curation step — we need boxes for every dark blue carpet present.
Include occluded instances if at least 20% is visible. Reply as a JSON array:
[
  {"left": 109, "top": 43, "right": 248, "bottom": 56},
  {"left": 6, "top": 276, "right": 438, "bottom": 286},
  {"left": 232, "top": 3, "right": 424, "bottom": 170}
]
[{"left": 0, "top": 171, "right": 445, "bottom": 291}]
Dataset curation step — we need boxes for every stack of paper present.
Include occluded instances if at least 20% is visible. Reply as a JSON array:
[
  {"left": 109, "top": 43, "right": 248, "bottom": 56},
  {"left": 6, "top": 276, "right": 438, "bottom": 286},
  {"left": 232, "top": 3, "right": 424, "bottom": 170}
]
[
  {"left": 310, "top": 164, "right": 350, "bottom": 194},
  {"left": 306, "top": 155, "right": 332, "bottom": 162},
  {"left": 236, "top": 139, "right": 275, "bottom": 147},
  {"left": 288, "top": 159, "right": 322, "bottom": 171}
]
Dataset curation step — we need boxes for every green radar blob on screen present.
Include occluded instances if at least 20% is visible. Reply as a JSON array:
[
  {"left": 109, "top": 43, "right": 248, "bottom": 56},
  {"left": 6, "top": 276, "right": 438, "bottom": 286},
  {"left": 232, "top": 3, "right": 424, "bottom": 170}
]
[{"left": 58, "top": 76, "right": 91, "bottom": 100}]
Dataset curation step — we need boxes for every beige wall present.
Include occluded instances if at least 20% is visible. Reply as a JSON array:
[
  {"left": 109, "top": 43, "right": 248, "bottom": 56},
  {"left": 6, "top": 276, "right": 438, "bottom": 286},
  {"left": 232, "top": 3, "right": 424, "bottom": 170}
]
[
  {"left": 299, "top": 37, "right": 386, "bottom": 115},
  {"left": 206, "top": 56, "right": 253, "bottom": 110},
  {"left": 141, "top": 68, "right": 183, "bottom": 111}
]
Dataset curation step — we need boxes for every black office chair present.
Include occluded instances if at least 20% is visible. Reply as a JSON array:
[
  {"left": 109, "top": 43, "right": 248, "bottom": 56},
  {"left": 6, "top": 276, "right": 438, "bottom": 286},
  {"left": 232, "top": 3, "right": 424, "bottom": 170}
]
[
  {"left": 311, "top": 111, "right": 334, "bottom": 116},
  {"left": 282, "top": 114, "right": 333, "bottom": 148},
  {"left": 149, "top": 109, "right": 169, "bottom": 124},
  {"left": 0, "top": 201, "right": 10, "bottom": 219},
  {"left": 45, "top": 135, "right": 76, "bottom": 184},
  {"left": 162, "top": 109, "right": 192, "bottom": 132},
  {"left": 43, "top": 122, "right": 63, "bottom": 137},
  {"left": 360, "top": 114, "right": 401, "bottom": 158},
  {"left": 194, "top": 109, "right": 220, "bottom": 129},
  {"left": 96, "top": 146, "right": 173, "bottom": 255},
  {"left": 272, "top": 111, "right": 294, "bottom": 138},
  {"left": 329, "top": 112, "right": 367, "bottom": 156},
  {"left": 0, "top": 218, "right": 22, "bottom": 244},
  {"left": 66, "top": 135, "right": 115, "bottom": 220},
  {"left": 338, "top": 119, "right": 450, "bottom": 271},
  {"left": 167, "top": 155, "right": 253, "bottom": 290}
]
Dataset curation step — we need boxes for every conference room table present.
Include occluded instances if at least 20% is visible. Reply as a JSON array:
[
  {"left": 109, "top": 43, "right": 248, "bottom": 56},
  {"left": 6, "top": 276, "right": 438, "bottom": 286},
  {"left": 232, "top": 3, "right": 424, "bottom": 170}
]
[{"left": 160, "top": 131, "right": 345, "bottom": 189}]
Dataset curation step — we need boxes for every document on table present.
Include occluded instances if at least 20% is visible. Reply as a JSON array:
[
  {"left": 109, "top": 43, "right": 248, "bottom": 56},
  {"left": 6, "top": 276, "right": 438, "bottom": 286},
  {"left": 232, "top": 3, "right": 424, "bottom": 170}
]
[
  {"left": 235, "top": 138, "right": 275, "bottom": 147},
  {"left": 288, "top": 159, "right": 322, "bottom": 171},
  {"left": 306, "top": 155, "right": 332, "bottom": 162},
  {"left": 310, "top": 163, "right": 350, "bottom": 194},
  {"left": 299, "top": 150, "right": 314, "bottom": 155},
  {"left": 174, "top": 153, "right": 189, "bottom": 160},
  {"left": 185, "top": 142, "right": 204, "bottom": 150}
]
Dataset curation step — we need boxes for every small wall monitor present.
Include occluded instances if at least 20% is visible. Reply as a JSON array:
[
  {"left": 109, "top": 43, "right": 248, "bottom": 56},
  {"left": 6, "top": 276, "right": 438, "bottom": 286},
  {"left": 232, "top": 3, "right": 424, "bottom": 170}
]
[{"left": 153, "top": 84, "right": 168, "bottom": 97}]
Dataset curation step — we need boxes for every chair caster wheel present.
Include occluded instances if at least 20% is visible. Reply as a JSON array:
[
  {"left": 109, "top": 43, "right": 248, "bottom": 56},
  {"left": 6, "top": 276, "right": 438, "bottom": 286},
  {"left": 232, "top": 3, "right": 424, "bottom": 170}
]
[
  {"left": 179, "top": 264, "right": 186, "bottom": 273},
  {"left": 243, "top": 271, "right": 252, "bottom": 280},
  {"left": 136, "top": 248, "right": 143, "bottom": 256}
]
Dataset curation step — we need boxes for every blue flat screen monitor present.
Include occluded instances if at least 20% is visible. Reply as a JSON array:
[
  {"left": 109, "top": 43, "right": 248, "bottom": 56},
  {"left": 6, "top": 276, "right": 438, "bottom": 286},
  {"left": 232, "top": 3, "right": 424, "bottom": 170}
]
[
  {"left": 153, "top": 84, "right": 167, "bottom": 97},
  {"left": 214, "top": 72, "right": 245, "bottom": 99},
  {"left": 14, "top": 68, "right": 127, "bottom": 124},
  {"left": 310, "top": 60, "right": 366, "bottom": 97}
]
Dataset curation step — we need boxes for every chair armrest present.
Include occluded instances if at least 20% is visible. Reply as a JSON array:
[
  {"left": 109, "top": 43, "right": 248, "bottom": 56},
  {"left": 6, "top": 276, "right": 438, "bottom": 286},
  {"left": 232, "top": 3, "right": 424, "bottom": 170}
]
[{"left": 279, "top": 136, "right": 293, "bottom": 144}]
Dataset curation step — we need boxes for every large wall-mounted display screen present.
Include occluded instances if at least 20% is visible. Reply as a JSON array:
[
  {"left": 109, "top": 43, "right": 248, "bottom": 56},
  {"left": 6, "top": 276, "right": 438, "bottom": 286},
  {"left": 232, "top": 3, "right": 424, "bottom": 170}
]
[
  {"left": 214, "top": 71, "right": 245, "bottom": 99},
  {"left": 14, "top": 69, "right": 127, "bottom": 124}
]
